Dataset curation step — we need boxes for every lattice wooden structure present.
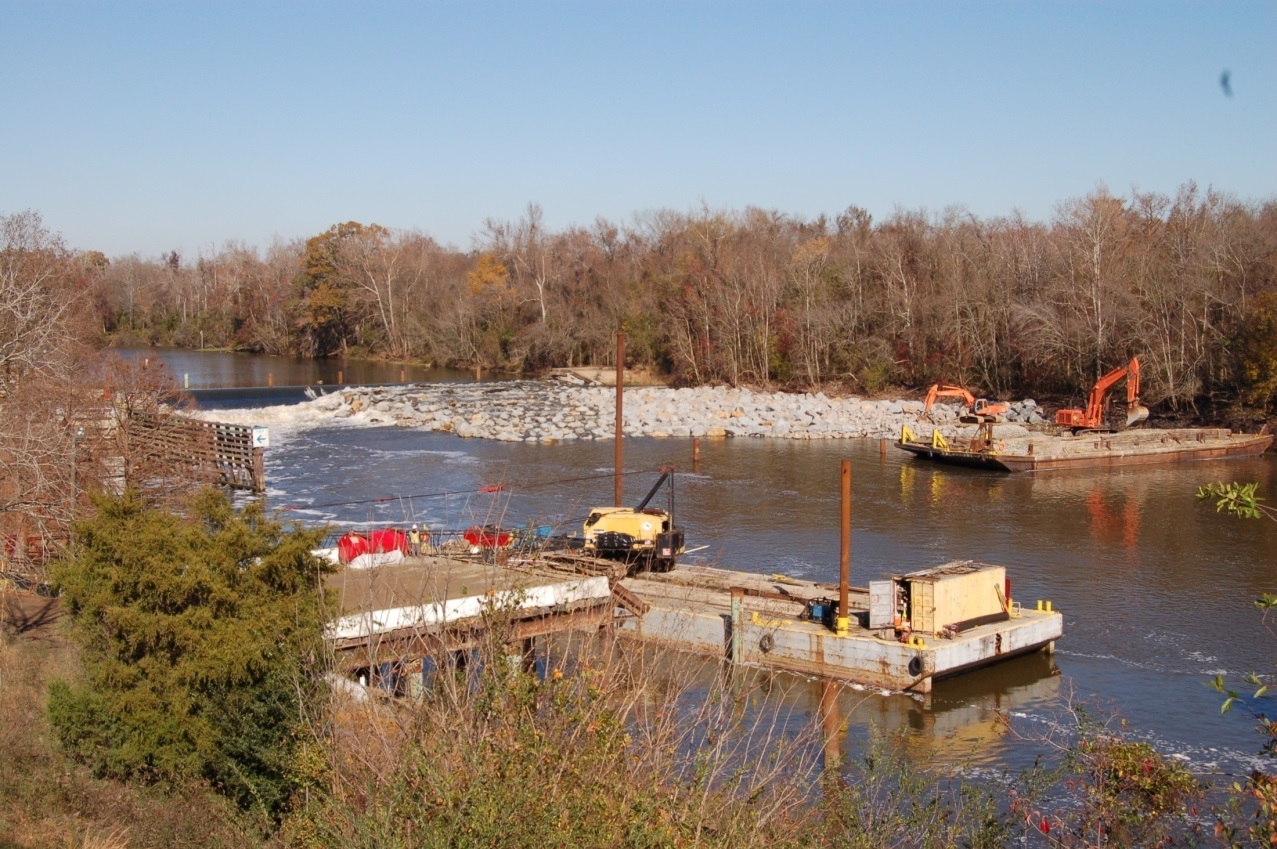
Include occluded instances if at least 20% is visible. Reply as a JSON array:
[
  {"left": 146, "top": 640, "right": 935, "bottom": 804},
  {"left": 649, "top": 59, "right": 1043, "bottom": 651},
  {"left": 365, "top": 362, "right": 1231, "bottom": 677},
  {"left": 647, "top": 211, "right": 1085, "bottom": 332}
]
[{"left": 126, "top": 411, "right": 264, "bottom": 493}]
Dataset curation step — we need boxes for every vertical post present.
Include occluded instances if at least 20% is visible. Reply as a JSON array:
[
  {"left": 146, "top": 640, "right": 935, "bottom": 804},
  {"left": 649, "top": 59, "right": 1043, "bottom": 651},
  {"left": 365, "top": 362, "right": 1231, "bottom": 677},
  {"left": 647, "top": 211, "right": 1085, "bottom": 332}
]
[
  {"left": 520, "top": 637, "right": 536, "bottom": 674},
  {"left": 69, "top": 427, "right": 82, "bottom": 552},
  {"left": 268, "top": 372, "right": 274, "bottom": 387},
  {"left": 337, "top": 370, "right": 343, "bottom": 385},
  {"left": 252, "top": 447, "right": 265, "bottom": 493},
  {"left": 614, "top": 331, "right": 625, "bottom": 507},
  {"left": 879, "top": 437, "right": 887, "bottom": 457},
  {"left": 837, "top": 460, "right": 852, "bottom": 635},
  {"left": 730, "top": 588, "right": 743, "bottom": 666},
  {"left": 692, "top": 437, "right": 701, "bottom": 473},
  {"left": 400, "top": 368, "right": 406, "bottom": 383},
  {"left": 821, "top": 678, "right": 841, "bottom": 769},
  {"left": 183, "top": 372, "right": 190, "bottom": 389}
]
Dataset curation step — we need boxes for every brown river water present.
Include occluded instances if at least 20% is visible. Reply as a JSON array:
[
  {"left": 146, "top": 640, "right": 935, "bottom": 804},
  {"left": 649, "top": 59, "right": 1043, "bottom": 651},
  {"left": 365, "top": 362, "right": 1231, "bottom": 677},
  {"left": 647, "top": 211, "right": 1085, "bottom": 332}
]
[{"left": 134, "top": 348, "right": 1277, "bottom": 781}]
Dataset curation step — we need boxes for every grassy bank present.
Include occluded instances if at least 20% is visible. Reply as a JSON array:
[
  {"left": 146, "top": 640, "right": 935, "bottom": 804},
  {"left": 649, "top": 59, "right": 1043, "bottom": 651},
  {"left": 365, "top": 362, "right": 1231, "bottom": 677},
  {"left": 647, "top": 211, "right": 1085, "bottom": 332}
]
[{"left": 0, "top": 594, "right": 258, "bottom": 849}]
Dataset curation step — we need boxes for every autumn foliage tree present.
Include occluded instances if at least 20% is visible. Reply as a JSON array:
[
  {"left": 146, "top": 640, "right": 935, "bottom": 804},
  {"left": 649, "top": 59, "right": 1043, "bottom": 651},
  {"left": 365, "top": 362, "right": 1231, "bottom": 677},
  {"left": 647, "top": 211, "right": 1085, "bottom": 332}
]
[{"left": 0, "top": 211, "right": 98, "bottom": 579}]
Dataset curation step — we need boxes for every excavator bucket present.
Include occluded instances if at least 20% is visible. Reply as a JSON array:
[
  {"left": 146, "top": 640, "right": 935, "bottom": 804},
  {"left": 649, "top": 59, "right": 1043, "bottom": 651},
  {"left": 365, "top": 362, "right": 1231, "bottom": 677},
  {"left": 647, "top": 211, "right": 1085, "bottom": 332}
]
[{"left": 1126, "top": 404, "right": 1149, "bottom": 427}]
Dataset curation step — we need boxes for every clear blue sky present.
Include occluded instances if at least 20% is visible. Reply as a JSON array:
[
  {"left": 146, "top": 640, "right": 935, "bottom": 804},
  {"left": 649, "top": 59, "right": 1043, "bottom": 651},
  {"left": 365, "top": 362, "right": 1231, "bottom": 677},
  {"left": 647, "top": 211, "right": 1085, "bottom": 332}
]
[{"left": 2, "top": 1, "right": 1273, "bottom": 260}]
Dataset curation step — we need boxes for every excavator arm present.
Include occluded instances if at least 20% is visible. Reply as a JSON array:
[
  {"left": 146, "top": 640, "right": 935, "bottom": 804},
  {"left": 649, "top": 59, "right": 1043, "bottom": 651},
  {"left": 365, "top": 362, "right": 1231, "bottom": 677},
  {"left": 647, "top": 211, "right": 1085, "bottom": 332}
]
[{"left": 922, "top": 384, "right": 975, "bottom": 414}]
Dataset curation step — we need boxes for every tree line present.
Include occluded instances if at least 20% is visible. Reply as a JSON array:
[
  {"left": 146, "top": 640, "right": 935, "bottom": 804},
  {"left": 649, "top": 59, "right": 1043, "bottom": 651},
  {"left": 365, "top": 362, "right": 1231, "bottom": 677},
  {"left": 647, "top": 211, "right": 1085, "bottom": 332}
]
[{"left": 82, "top": 184, "right": 1277, "bottom": 411}]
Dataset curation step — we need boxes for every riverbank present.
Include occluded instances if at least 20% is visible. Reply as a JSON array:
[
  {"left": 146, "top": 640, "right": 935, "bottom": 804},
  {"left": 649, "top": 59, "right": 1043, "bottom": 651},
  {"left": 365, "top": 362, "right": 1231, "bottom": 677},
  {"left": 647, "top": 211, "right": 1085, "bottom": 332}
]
[{"left": 283, "top": 380, "right": 1049, "bottom": 442}]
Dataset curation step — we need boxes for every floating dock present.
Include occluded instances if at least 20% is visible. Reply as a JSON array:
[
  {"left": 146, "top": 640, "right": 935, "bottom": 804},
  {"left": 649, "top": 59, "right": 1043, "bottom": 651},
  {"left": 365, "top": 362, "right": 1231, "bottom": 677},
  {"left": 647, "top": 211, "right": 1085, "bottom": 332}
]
[
  {"left": 323, "top": 551, "right": 1062, "bottom": 695},
  {"left": 897, "top": 425, "right": 1271, "bottom": 472}
]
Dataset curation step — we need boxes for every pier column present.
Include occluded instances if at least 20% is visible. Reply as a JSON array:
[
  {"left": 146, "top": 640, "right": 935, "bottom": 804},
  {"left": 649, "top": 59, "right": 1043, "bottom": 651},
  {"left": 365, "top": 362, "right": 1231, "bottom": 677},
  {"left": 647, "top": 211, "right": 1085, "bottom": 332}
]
[
  {"left": 252, "top": 447, "right": 265, "bottom": 493},
  {"left": 837, "top": 460, "right": 852, "bottom": 635},
  {"left": 614, "top": 331, "right": 625, "bottom": 506},
  {"left": 820, "top": 678, "right": 842, "bottom": 769},
  {"left": 730, "top": 589, "right": 743, "bottom": 666}
]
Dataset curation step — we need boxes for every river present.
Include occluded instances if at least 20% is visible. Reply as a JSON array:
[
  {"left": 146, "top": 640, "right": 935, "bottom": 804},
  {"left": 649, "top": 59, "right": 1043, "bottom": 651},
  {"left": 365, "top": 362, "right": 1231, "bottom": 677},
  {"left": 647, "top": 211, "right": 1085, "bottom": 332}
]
[{"left": 132, "top": 347, "right": 1277, "bottom": 781}]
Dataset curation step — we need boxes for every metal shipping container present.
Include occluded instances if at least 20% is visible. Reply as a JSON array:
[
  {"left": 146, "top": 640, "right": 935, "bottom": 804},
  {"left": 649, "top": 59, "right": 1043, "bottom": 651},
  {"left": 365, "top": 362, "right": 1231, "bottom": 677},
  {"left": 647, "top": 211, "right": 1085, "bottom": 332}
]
[{"left": 898, "top": 561, "right": 1007, "bottom": 635}]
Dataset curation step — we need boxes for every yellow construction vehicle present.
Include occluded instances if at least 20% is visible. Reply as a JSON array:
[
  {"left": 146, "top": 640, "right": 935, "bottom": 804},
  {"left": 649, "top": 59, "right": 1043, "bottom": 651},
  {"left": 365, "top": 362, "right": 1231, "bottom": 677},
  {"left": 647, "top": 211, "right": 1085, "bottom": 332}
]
[{"left": 582, "top": 468, "right": 685, "bottom": 573}]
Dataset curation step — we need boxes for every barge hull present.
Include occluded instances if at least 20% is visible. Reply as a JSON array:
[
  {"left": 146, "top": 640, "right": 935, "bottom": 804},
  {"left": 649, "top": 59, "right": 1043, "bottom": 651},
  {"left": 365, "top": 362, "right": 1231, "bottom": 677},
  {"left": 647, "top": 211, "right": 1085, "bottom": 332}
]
[{"left": 899, "top": 428, "right": 1271, "bottom": 473}]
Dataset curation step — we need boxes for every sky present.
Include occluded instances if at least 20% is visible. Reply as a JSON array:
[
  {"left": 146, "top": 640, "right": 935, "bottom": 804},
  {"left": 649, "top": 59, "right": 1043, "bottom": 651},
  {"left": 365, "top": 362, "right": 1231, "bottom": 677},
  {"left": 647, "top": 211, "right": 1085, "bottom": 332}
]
[{"left": 2, "top": 1, "right": 1274, "bottom": 260}]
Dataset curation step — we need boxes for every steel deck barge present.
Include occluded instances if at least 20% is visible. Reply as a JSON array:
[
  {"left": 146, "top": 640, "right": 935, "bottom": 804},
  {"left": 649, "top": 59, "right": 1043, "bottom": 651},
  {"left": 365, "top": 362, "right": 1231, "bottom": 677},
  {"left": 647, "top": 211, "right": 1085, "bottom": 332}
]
[{"left": 896, "top": 426, "right": 1272, "bottom": 472}]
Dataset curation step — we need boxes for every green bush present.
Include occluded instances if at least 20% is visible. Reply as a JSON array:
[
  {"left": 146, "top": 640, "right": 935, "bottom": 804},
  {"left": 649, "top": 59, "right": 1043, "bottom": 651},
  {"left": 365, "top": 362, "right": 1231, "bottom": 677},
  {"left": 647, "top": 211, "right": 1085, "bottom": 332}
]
[{"left": 47, "top": 489, "right": 333, "bottom": 820}]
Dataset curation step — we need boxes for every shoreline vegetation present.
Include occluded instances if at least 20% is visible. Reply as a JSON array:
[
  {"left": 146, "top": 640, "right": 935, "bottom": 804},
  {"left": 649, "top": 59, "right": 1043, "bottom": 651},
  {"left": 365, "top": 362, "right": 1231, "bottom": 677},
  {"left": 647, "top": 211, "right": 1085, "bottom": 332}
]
[
  {"left": 4, "top": 554, "right": 1272, "bottom": 848},
  {"left": 80, "top": 184, "right": 1277, "bottom": 425}
]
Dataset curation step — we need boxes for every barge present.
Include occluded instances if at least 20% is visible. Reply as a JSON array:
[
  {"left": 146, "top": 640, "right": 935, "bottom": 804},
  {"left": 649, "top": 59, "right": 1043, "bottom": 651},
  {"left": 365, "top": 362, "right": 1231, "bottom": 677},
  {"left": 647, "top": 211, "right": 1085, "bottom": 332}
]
[
  {"left": 896, "top": 425, "right": 1272, "bottom": 473},
  {"left": 621, "top": 561, "right": 1060, "bottom": 693},
  {"left": 323, "top": 549, "right": 1061, "bottom": 696}
]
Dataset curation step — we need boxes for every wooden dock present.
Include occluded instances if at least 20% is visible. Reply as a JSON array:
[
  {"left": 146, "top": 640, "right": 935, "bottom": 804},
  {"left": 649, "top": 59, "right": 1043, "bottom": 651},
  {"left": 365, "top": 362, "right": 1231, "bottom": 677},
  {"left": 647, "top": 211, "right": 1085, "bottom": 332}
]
[{"left": 322, "top": 551, "right": 627, "bottom": 674}]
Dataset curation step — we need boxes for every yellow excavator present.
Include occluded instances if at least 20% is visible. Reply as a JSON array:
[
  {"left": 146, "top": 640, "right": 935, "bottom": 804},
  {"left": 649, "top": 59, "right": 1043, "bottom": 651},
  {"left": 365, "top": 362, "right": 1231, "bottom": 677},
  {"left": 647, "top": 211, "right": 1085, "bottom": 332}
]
[{"left": 582, "top": 468, "right": 685, "bottom": 573}]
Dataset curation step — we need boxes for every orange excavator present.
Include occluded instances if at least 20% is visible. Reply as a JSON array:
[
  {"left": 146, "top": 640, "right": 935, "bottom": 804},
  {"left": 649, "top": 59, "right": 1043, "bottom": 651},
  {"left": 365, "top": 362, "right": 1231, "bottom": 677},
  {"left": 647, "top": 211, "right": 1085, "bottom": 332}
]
[
  {"left": 1055, "top": 357, "right": 1149, "bottom": 433},
  {"left": 921, "top": 384, "right": 1009, "bottom": 424}
]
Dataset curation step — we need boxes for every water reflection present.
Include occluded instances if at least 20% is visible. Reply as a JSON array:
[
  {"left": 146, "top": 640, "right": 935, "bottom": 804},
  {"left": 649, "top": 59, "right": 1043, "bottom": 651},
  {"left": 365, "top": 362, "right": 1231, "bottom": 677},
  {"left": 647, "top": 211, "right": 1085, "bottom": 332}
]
[{"left": 632, "top": 647, "right": 1064, "bottom": 775}]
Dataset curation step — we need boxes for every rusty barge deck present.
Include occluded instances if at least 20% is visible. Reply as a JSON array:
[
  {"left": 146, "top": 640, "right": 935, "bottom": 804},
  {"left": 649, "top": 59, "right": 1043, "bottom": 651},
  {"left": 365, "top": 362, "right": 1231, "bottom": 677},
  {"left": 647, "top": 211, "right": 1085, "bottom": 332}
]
[
  {"left": 323, "top": 552, "right": 1062, "bottom": 695},
  {"left": 897, "top": 426, "right": 1272, "bottom": 473}
]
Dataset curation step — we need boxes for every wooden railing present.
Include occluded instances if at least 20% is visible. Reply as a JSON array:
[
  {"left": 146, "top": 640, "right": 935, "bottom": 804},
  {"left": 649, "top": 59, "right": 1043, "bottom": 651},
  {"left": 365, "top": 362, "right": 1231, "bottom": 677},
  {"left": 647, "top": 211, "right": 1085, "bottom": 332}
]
[{"left": 126, "top": 412, "right": 264, "bottom": 492}]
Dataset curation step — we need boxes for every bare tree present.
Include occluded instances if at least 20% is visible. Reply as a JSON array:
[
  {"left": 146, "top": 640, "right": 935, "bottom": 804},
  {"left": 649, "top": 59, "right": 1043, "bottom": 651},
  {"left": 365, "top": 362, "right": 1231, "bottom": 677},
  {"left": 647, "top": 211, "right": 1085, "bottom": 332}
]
[{"left": 0, "top": 211, "right": 80, "bottom": 387}]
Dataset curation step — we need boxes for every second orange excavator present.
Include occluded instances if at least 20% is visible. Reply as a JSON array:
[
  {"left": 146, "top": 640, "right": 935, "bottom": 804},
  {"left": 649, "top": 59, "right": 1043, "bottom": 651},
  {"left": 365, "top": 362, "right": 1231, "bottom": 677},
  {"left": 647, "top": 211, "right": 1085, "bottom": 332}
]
[
  {"left": 921, "top": 384, "right": 1009, "bottom": 424},
  {"left": 1055, "top": 357, "right": 1150, "bottom": 433}
]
